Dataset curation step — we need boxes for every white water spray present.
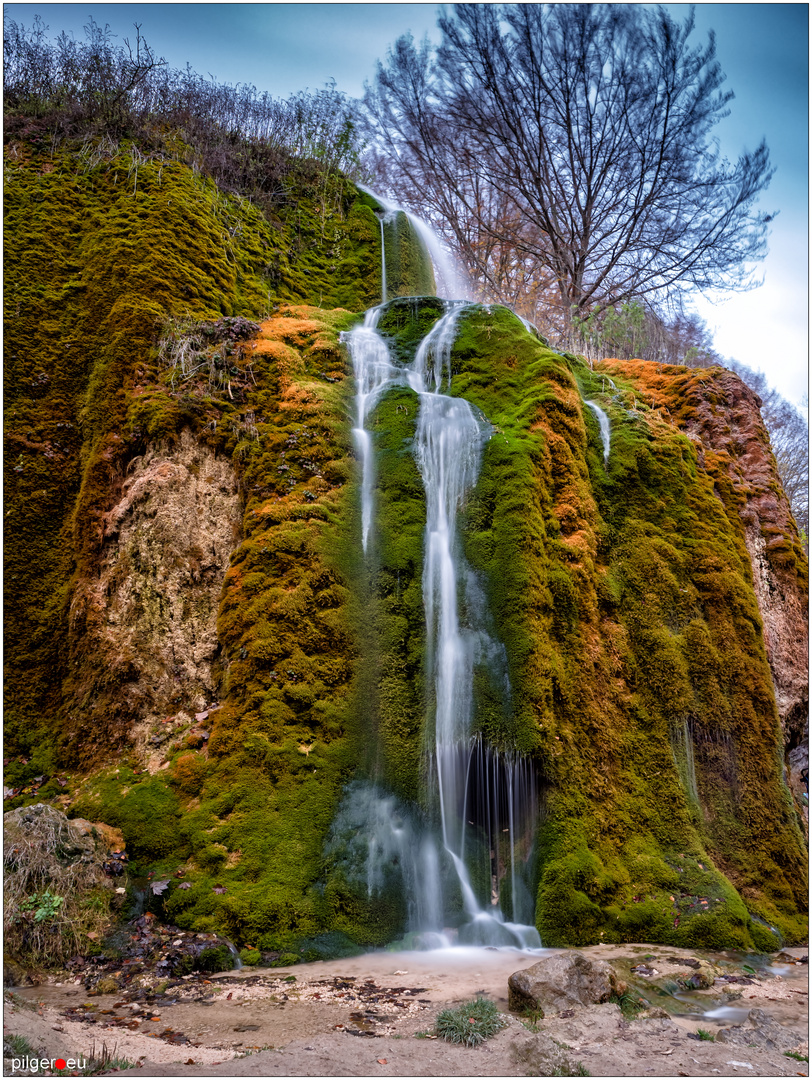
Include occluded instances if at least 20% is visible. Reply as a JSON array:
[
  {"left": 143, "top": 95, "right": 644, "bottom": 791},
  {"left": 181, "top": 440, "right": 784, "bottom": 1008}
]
[
  {"left": 406, "top": 305, "right": 540, "bottom": 947},
  {"left": 345, "top": 306, "right": 401, "bottom": 552},
  {"left": 586, "top": 400, "right": 611, "bottom": 464}
]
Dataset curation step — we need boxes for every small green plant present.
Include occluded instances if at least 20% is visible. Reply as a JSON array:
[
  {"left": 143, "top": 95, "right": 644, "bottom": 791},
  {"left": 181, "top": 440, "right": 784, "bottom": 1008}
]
[
  {"left": 520, "top": 1003, "right": 545, "bottom": 1032},
  {"left": 609, "top": 990, "right": 647, "bottom": 1018},
  {"left": 196, "top": 945, "right": 234, "bottom": 973},
  {"left": 18, "top": 889, "right": 63, "bottom": 921},
  {"left": 696, "top": 1028, "right": 715, "bottom": 1042},
  {"left": 551, "top": 1065, "right": 591, "bottom": 1077},
  {"left": 435, "top": 997, "right": 506, "bottom": 1047},
  {"left": 784, "top": 1051, "right": 809, "bottom": 1063},
  {"left": 54, "top": 1042, "right": 137, "bottom": 1076}
]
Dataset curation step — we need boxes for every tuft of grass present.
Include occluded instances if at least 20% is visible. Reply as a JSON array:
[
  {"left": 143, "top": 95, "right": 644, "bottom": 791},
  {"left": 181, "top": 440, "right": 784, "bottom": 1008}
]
[
  {"left": 695, "top": 1028, "right": 715, "bottom": 1042},
  {"left": 784, "top": 1051, "right": 809, "bottom": 1063},
  {"left": 435, "top": 997, "right": 506, "bottom": 1047},
  {"left": 520, "top": 1003, "right": 545, "bottom": 1032},
  {"left": 54, "top": 1042, "right": 137, "bottom": 1075},
  {"left": 610, "top": 990, "right": 647, "bottom": 1018},
  {"left": 4, "top": 1033, "right": 36, "bottom": 1058}
]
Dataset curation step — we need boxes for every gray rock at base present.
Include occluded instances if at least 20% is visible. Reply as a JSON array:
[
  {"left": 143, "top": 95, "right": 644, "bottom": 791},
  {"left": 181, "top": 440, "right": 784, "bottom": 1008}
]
[
  {"left": 716, "top": 1008, "right": 804, "bottom": 1051},
  {"left": 510, "top": 1031, "right": 583, "bottom": 1076},
  {"left": 508, "top": 952, "right": 618, "bottom": 1015}
]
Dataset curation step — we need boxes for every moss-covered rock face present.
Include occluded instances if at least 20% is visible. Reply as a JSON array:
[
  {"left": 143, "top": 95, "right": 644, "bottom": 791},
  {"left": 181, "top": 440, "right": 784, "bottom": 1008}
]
[
  {"left": 66, "top": 306, "right": 379, "bottom": 951},
  {"left": 376, "top": 296, "right": 446, "bottom": 366},
  {"left": 5, "top": 127, "right": 807, "bottom": 958},
  {"left": 4, "top": 138, "right": 380, "bottom": 784},
  {"left": 445, "top": 304, "right": 807, "bottom": 948}
]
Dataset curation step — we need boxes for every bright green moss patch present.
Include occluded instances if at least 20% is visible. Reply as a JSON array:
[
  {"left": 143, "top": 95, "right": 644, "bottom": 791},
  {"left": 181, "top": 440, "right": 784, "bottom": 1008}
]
[{"left": 359, "top": 384, "right": 427, "bottom": 800}]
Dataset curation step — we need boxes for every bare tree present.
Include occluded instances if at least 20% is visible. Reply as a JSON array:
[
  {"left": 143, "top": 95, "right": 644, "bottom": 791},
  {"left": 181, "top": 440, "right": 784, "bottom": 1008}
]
[{"left": 363, "top": 5, "right": 774, "bottom": 338}]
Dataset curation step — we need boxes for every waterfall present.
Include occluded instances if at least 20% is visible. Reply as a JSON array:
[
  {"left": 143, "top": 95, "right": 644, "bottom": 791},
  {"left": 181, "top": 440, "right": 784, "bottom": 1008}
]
[
  {"left": 586, "top": 400, "right": 611, "bottom": 464},
  {"left": 338, "top": 206, "right": 540, "bottom": 951},
  {"left": 358, "top": 184, "right": 471, "bottom": 302}
]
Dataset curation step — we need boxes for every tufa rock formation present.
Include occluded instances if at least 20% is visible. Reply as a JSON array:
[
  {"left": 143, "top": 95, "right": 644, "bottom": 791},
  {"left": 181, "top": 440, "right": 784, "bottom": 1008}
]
[{"left": 4, "top": 129, "right": 807, "bottom": 962}]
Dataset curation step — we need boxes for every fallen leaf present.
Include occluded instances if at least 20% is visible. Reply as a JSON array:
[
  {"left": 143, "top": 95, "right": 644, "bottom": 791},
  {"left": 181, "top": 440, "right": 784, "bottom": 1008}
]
[
  {"left": 178, "top": 881, "right": 192, "bottom": 890},
  {"left": 377, "top": 1059, "right": 387, "bottom": 1065}
]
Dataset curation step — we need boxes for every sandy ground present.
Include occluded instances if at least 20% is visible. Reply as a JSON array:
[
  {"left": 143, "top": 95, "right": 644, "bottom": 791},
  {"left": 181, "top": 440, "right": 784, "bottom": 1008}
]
[{"left": 3, "top": 944, "right": 808, "bottom": 1078}]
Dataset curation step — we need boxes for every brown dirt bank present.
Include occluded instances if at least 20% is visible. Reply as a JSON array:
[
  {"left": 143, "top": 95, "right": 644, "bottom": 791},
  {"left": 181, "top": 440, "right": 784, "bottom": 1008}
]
[{"left": 4, "top": 945, "right": 807, "bottom": 1078}]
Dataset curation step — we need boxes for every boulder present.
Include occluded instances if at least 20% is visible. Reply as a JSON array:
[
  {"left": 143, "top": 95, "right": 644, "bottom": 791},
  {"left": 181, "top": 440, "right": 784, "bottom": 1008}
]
[
  {"left": 508, "top": 952, "right": 619, "bottom": 1014},
  {"left": 716, "top": 1008, "right": 805, "bottom": 1051}
]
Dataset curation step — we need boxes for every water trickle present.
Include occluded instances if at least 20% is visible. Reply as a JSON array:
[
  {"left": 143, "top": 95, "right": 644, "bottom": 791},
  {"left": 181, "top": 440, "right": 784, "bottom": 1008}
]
[
  {"left": 671, "top": 717, "right": 699, "bottom": 805},
  {"left": 379, "top": 217, "right": 387, "bottom": 303},
  {"left": 586, "top": 400, "right": 611, "bottom": 463},
  {"left": 344, "top": 306, "right": 400, "bottom": 552}
]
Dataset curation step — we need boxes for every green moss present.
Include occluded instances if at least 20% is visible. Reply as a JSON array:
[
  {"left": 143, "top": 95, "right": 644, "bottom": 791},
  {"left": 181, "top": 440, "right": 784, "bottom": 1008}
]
[
  {"left": 381, "top": 211, "right": 436, "bottom": 298},
  {"left": 376, "top": 296, "right": 445, "bottom": 365},
  {"left": 196, "top": 945, "right": 234, "bottom": 973},
  {"left": 444, "top": 303, "right": 807, "bottom": 949},
  {"left": 360, "top": 384, "right": 427, "bottom": 799},
  {"left": 4, "top": 137, "right": 380, "bottom": 778}
]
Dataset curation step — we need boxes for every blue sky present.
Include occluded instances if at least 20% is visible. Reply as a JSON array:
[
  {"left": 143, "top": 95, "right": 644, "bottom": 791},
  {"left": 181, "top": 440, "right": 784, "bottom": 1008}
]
[{"left": 5, "top": 2, "right": 808, "bottom": 405}]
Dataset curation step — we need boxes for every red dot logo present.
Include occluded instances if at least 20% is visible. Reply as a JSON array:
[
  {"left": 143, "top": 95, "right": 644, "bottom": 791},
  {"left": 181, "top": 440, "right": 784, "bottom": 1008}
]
[{"left": 55, "top": 1060, "right": 67, "bottom": 1070}]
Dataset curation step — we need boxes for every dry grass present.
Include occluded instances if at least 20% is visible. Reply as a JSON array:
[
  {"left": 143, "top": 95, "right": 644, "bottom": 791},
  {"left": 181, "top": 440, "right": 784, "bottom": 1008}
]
[{"left": 4, "top": 806, "right": 118, "bottom": 966}]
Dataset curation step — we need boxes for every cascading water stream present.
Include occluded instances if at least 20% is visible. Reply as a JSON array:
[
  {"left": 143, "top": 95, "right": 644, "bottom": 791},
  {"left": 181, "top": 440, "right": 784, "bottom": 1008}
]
[
  {"left": 339, "top": 200, "right": 541, "bottom": 950},
  {"left": 346, "top": 306, "right": 401, "bottom": 552},
  {"left": 358, "top": 184, "right": 471, "bottom": 302},
  {"left": 407, "top": 308, "right": 540, "bottom": 947}
]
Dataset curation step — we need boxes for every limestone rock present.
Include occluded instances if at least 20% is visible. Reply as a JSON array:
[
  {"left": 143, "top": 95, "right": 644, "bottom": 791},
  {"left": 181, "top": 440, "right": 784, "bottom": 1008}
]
[
  {"left": 508, "top": 952, "right": 619, "bottom": 1014},
  {"left": 64, "top": 429, "right": 241, "bottom": 765},
  {"left": 716, "top": 1007, "right": 804, "bottom": 1051},
  {"left": 677, "top": 960, "right": 717, "bottom": 989},
  {"left": 509, "top": 1031, "right": 581, "bottom": 1075},
  {"left": 674, "top": 370, "right": 809, "bottom": 815}
]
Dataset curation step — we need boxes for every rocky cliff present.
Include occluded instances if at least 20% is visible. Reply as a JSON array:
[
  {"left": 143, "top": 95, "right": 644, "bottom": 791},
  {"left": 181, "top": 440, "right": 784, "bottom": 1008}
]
[{"left": 4, "top": 133, "right": 807, "bottom": 962}]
